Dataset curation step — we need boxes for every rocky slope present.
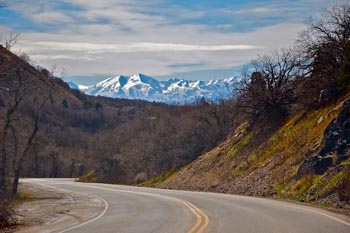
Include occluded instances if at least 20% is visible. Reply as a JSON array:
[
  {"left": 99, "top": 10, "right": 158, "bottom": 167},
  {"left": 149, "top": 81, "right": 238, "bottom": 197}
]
[{"left": 157, "top": 97, "right": 350, "bottom": 208}]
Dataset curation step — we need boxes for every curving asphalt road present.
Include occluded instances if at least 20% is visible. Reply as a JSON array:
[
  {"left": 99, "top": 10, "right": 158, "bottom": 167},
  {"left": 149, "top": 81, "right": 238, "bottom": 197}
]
[{"left": 22, "top": 178, "right": 350, "bottom": 233}]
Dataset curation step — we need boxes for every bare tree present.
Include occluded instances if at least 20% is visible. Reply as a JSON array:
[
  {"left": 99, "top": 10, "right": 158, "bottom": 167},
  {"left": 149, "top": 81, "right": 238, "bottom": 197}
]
[
  {"left": 298, "top": 3, "right": 350, "bottom": 97},
  {"left": 11, "top": 91, "right": 50, "bottom": 194},
  {"left": 236, "top": 49, "right": 304, "bottom": 125},
  {"left": 0, "top": 59, "right": 51, "bottom": 195},
  {"left": 0, "top": 63, "right": 24, "bottom": 193},
  {"left": 4, "top": 33, "right": 20, "bottom": 50}
]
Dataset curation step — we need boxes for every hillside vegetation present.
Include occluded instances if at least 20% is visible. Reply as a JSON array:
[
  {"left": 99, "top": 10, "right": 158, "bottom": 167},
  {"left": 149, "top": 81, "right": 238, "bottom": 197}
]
[
  {"left": 158, "top": 97, "right": 350, "bottom": 207},
  {"left": 0, "top": 45, "right": 233, "bottom": 197},
  {"left": 157, "top": 3, "right": 350, "bottom": 209}
]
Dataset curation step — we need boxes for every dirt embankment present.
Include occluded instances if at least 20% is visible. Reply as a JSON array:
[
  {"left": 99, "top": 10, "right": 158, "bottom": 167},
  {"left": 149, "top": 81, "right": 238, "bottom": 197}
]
[{"left": 13, "top": 181, "right": 106, "bottom": 233}]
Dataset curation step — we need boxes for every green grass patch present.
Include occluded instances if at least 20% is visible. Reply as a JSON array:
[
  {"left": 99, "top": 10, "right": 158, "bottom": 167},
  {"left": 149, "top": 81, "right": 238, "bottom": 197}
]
[
  {"left": 226, "top": 130, "right": 256, "bottom": 158},
  {"left": 78, "top": 170, "right": 97, "bottom": 183},
  {"left": 144, "top": 170, "right": 178, "bottom": 186},
  {"left": 316, "top": 170, "right": 350, "bottom": 198},
  {"left": 249, "top": 104, "right": 340, "bottom": 177}
]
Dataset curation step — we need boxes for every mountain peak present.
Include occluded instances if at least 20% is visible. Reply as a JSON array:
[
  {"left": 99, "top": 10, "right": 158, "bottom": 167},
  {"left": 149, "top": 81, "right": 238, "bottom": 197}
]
[{"left": 76, "top": 74, "right": 238, "bottom": 104}]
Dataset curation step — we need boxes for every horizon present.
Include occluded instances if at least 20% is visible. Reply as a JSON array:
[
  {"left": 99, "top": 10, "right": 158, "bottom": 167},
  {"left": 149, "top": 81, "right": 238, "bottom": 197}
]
[
  {"left": 66, "top": 70, "right": 240, "bottom": 86},
  {"left": 0, "top": 0, "right": 347, "bottom": 85}
]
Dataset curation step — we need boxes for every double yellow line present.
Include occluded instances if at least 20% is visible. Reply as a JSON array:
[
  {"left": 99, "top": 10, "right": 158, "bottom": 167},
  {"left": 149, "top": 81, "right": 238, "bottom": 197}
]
[
  {"left": 158, "top": 195, "right": 209, "bottom": 233},
  {"left": 47, "top": 182, "right": 210, "bottom": 233},
  {"left": 183, "top": 200, "right": 209, "bottom": 233}
]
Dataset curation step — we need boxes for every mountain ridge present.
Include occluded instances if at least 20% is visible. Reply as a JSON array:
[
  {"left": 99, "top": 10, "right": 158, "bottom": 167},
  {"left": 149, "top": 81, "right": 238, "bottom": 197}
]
[{"left": 68, "top": 73, "right": 238, "bottom": 104}]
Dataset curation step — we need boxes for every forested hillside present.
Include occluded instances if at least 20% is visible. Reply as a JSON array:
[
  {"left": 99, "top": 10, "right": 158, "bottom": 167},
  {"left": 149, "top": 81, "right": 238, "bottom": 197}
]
[{"left": 0, "top": 45, "right": 234, "bottom": 199}]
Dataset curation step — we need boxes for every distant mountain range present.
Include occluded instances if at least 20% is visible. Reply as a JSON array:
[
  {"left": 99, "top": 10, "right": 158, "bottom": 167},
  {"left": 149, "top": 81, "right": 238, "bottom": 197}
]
[{"left": 68, "top": 73, "right": 238, "bottom": 104}]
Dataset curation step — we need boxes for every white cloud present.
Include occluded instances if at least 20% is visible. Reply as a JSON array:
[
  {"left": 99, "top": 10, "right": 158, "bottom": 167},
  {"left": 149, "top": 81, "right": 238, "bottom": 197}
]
[
  {"left": 216, "top": 24, "right": 233, "bottom": 30},
  {"left": 30, "top": 54, "right": 102, "bottom": 61},
  {"left": 30, "top": 11, "right": 74, "bottom": 24},
  {"left": 10, "top": 2, "right": 74, "bottom": 24},
  {"left": 19, "top": 41, "right": 260, "bottom": 53},
  {"left": 225, "top": 7, "right": 276, "bottom": 15},
  {"left": 13, "top": 22, "right": 302, "bottom": 77},
  {"left": 5, "top": 0, "right": 328, "bottom": 80}
]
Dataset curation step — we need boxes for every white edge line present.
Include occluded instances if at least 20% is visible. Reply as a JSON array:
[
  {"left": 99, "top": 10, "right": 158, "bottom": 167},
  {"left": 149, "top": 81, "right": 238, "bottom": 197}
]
[
  {"left": 228, "top": 194, "right": 350, "bottom": 227},
  {"left": 21, "top": 180, "right": 109, "bottom": 233},
  {"left": 246, "top": 195, "right": 350, "bottom": 227},
  {"left": 292, "top": 205, "right": 350, "bottom": 227},
  {"left": 25, "top": 180, "right": 349, "bottom": 230},
  {"left": 73, "top": 183, "right": 207, "bottom": 231},
  {"left": 57, "top": 195, "right": 109, "bottom": 233},
  {"left": 25, "top": 180, "right": 204, "bottom": 232},
  {"left": 77, "top": 183, "right": 350, "bottom": 228},
  {"left": 182, "top": 190, "right": 350, "bottom": 228}
]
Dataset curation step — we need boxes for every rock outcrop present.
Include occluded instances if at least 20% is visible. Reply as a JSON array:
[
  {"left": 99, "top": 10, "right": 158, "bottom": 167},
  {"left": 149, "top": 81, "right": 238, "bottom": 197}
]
[{"left": 297, "top": 100, "right": 350, "bottom": 178}]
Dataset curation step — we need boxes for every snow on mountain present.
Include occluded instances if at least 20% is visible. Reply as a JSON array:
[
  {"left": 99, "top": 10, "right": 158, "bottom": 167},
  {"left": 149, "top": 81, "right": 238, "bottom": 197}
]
[
  {"left": 67, "top": 81, "right": 79, "bottom": 90},
  {"left": 71, "top": 73, "right": 238, "bottom": 104},
  {"left": 78, "top": 84, "right": 89, "bottom": 90}
]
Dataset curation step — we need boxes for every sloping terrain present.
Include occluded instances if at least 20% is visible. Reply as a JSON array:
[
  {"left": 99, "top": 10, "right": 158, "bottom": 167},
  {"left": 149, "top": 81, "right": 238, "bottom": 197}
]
[
  {"left": 158, "top": 97, "right": 350, "bottom": 208},
  {"left": 0, "top": 45, "right": 231, "bottom": 186}
]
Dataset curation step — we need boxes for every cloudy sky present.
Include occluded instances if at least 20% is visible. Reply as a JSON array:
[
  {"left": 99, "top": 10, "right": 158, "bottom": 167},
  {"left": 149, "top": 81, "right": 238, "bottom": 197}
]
[{"left": 0, "top": 0, "right": 345, "bottom": 84}]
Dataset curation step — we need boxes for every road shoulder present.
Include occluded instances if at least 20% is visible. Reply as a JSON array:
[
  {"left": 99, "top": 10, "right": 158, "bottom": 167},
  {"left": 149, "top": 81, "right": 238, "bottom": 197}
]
[{"left": 13, "top": 181, "right": 106, "bottom": 233}]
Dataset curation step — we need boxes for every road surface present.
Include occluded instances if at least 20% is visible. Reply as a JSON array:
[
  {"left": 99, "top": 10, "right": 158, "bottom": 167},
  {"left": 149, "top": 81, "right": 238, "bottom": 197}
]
[{"left": 21, "top": 178, "right": 350, "bottom": 233}]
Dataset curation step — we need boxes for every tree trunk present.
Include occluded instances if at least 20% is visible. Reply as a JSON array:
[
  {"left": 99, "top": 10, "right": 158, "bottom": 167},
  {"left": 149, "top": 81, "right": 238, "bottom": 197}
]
[
  {"left": 69, "top": 159, "right": 75, "bottom": 177},
  {"left": 49, "top": 153, "right": 58, "bottom": 178},
  {"left": 0, "top": 117, "right": 11, "bottom": 194},
  {"left": 0, "top": 142, "right": 8, "bottom": 193},
  {"left": 11, "top": 108, "right": 40, "bottom": 195},
  {"left": 11, "top": 168, "right": 20, "bottom": 195},
  {"left": 11, "top": 89, "right": 48, "bottom": 195}
]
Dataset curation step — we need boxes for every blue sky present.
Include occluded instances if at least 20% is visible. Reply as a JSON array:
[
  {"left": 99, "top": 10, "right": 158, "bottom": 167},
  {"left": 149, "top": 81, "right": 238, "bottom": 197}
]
[{"left": 0, "top": 0, "right": 345, "bottom": 85}]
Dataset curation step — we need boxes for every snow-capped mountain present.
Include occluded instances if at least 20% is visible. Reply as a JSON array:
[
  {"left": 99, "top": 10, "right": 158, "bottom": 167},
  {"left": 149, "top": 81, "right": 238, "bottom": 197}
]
[
  {"left": 67, "top": 82, "right": 79, "bottom": 90},
  {"left": 74, "top": 73, "right": 238, "bottom": 104}
]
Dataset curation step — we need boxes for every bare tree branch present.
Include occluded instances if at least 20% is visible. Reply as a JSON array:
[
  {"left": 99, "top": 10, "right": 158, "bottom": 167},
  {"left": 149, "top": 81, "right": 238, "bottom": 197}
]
[{"left": 5, "top": 33, "right": 20, "bottom": 50}]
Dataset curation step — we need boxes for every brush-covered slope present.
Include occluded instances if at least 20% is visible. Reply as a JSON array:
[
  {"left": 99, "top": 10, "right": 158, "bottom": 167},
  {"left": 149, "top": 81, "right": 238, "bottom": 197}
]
[{"left": 158, "top": 98, "right": 350, "bottom": 207}]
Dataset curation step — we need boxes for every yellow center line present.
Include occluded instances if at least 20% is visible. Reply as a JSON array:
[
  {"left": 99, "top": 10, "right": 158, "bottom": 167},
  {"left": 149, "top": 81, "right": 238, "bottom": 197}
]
[
  {"left": 72, "top": 183, "right": 210, "bottom": 233},
  {"left": 167, "top": 198, "right": 202, "bottom": 233},
  {"left": 139, "top": 195, "right": 209, "bottom": 233},
  {"left": 183, "top": 200, "right": 209, "bottom": 233}
]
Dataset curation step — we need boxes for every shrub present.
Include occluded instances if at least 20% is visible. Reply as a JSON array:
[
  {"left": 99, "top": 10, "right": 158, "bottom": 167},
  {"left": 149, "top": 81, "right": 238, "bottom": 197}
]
[
  {"left": 0, "top": 195, "right": 14, "bottom": 230},
  {"left": 82, "top": 100, "right": 92, "bottom": 109},
  {"left": 95, "top": 102, "right": 103, "bottom": 110},
  {"left": 62, "top": 99, "right": 69, "bottom": 108}
]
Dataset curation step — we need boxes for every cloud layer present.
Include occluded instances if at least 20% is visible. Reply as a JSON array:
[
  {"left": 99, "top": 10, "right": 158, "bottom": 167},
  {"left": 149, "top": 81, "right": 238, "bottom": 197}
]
[{"left": 1, "top": 0, "right": 346, "bottom": 81}]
